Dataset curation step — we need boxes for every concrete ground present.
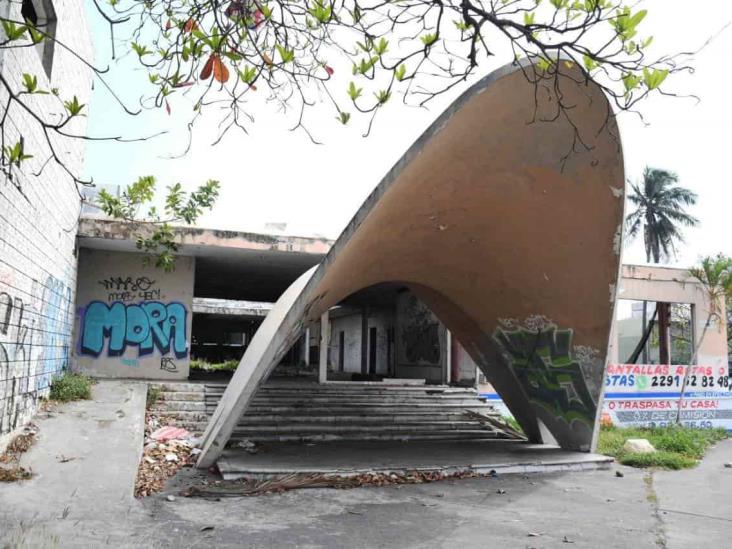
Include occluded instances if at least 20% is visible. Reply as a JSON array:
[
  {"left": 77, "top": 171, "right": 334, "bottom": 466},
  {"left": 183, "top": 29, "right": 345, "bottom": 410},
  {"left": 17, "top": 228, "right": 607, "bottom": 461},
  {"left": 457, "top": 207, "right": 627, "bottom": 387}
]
[
  {"left": 218, "top": 440, "right": 612, "bottom": 479},
  {"left": 1, "top": 380, "right": 731, "bottom": 548}
]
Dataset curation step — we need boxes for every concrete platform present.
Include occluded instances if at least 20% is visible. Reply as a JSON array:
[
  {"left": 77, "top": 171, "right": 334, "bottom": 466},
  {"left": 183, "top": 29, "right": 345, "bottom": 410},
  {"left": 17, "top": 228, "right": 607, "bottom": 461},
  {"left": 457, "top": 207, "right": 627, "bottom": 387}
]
[{"left": 217, "top": 440, "right": 613, "bottom": 480}]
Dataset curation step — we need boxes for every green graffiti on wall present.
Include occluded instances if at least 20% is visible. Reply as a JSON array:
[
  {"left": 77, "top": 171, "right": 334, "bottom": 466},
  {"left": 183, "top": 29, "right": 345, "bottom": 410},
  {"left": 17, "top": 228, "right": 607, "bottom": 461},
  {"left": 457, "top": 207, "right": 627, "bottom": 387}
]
[{"left": 492, "top": 322, "right": 596, "bottom": 428}]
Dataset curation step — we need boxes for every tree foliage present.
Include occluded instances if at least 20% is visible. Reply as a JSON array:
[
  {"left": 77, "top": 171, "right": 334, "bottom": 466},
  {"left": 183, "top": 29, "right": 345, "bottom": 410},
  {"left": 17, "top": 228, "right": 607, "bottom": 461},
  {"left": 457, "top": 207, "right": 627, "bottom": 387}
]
[
  {"left": 625, "top": 167, "right": 699, "bottom": 263},
  {"left": 0, "top": 0, "right": 687, "bottom": 186},
  {"left": 96, "top": 176, "right": 220, "bottom": 270},
  {"left": 676, "top": 254, "right": 732, "bottom": 422}
]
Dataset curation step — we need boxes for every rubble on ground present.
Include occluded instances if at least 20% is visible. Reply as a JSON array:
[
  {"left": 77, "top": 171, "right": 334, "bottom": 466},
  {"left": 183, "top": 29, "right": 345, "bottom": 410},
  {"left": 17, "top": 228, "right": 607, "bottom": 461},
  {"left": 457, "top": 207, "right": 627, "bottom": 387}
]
[
  {"left": 0, "top": 424, "right": 38, "bottom": 482},
  {"left": 135, "top": 413, "right": 201, "bottom": 497},
  {"left": 182, "top": 469, "right": 494, "bottom": 498}
]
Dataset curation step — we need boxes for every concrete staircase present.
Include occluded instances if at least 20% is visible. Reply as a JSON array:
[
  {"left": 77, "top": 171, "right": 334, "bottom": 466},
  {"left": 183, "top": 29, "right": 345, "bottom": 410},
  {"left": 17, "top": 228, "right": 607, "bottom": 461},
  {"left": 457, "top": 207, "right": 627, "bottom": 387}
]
[{"left": 149, "top": 381, "right": 509, "bottom": 444}]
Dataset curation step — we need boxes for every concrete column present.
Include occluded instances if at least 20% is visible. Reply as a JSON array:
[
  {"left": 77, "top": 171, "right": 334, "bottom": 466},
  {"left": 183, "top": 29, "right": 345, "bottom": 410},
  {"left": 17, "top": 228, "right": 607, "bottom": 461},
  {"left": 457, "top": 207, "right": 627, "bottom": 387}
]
[
  {"left": 319, "top": 312, "right": 330, "bottom": 383},
  {"left": 303, "top": 327, "right": 311, "bottom": 366},
  {"left": 445, "top": 329, "right": 452, "bottom": 385},
  {"left": 360, "top": 306, "right": 368, "bottom": 375}
]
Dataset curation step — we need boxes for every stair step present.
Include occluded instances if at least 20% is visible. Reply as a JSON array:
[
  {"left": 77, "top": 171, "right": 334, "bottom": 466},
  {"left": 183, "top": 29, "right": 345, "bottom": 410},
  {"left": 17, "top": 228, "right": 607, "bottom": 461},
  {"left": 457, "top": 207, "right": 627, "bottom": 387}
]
[
  {"left": 235, "top": 413, "right": 482, "bottom": 424},
  {"left": 231, "top": 422, "right": 493, "bottom": 434},
  {"left": 217, "top": 405, "right": 496, "bottom": 413},
  {"left": 157, "top": 391, "right": 205, "bottom": 402},
  {"left": 228, "top": 431, "right": 501, "bottom": 443}
]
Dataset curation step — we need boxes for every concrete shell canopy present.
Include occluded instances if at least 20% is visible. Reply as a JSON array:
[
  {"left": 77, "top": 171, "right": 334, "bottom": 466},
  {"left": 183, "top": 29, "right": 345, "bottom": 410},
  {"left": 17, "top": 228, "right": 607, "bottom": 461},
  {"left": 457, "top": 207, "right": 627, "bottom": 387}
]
[{"left": 198, "top": 60, "right": 625, "bottom": 467}]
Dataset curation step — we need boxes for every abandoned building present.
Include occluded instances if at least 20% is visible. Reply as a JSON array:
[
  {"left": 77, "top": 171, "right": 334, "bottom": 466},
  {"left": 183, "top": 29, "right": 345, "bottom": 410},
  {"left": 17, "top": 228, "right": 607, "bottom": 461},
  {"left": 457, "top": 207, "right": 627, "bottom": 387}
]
[{"left": 1, "top": 9, "right": 729, "bottom": 473}]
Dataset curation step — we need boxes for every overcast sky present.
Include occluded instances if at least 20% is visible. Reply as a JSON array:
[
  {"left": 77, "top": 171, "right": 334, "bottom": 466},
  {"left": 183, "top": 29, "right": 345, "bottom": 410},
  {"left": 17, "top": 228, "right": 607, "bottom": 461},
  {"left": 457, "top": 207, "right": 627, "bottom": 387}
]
[{"left": 83, "top": 1, "right": 732, "bottom": 269}]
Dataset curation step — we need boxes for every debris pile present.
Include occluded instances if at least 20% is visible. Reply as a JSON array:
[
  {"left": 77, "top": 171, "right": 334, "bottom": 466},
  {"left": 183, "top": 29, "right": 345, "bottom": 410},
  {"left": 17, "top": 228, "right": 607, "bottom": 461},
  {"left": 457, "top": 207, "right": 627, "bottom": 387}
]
[
  {"left": 135, "top": 414, "right": 201, "bottom": 497},
  {"left": 0, "top": 425, "right": 38, "bottom": 482},
  {"left": 183, "top": 469, "right": 492, "bottom": 498}
]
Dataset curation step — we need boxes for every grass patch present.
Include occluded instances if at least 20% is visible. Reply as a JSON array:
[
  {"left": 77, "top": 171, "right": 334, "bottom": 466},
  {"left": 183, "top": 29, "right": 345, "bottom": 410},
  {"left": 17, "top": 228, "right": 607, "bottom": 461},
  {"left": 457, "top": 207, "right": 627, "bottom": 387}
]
[
  {"left": 502, "top": 415, "right": 524, "bottom": 434},
  {"left": 598, "top": 424, "right": 727, "bottom": 470},
  {"left": 49, "top": 372, "right": 93, "bottom": 402},
  {"left": 147, "top": 385, "right": 162, "bottom": 408},
  {"left": 190, "top": 359, "right": 239, "bottom": 371}
]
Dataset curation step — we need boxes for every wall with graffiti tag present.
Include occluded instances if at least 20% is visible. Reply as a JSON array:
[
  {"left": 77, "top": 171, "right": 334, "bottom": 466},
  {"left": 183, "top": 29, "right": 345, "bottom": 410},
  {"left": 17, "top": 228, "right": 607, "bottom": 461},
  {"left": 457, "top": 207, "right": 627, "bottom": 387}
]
[
  {"left": 0, "top": 0, "right": 93, "bottom": 444},
  {"left": 72, "top": 248, "right": 194, "bottom": 379}
]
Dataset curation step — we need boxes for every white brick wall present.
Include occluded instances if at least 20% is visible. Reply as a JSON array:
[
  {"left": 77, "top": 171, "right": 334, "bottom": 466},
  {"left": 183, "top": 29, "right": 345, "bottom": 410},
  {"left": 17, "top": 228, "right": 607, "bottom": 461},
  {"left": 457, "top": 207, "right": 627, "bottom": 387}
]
[{"left": 0, "top": 0, "right": 93, "bottom": 438}]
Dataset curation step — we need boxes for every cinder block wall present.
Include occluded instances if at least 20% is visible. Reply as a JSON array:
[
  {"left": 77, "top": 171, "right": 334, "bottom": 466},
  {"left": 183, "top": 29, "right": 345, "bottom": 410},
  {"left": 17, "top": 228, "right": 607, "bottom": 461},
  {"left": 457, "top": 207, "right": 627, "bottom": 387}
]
[{"left": 0, "top": 0, "right": 93, "bottom": 440}]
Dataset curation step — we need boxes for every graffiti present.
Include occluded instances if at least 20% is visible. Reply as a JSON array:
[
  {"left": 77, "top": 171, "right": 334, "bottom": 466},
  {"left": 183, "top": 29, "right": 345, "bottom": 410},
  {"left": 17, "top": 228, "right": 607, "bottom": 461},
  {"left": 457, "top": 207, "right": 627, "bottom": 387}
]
[
  {"left": 98, "top": 277, "right": 156, "bottom": 291},
  {"left": 0, "top": 275, "right": 72, "bottom": 435},
  {"left": 160, "top": 357, "right": 178, "bottom": 372},
  {"left": 80, "top": 301, "right": 188, "bottom": 359},
  {"left": 492, "top": 318, "right": 597, "bottom": 435},
  {"left": 98, "top": 276, "right": 162, "bottom": 303},
  {"left": 38, "top": 276, "right": 73, "bottom": 390},
  {"left": 399, "top": 294, "right": 441, "bottom": 365},
  {"left": 0, "top": 291, "right": 33, "bottom": 433}
]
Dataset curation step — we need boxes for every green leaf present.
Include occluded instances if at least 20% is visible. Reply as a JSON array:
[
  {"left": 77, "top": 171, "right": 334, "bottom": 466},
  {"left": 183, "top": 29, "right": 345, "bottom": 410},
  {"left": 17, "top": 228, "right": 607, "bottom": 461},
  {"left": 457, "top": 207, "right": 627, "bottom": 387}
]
[
  {"left": 582, "top": 55, "right": 599, "bottom": 72},
  {"left": 347, "top": 81, "right": 362, "bottom": 100},
  {"left": 276, "top": 44, "right": 295, "bottom": 63},
  {"left": 395, "top": 64, "right": 407, "bottom": 81},
  {"left": 374, "top": 89, "right": 390, "bottom": 104},
  {"left": 1, "top": 21, "right": 27, "bottom": 41},
  {"left": 642, "top": 67, "right": 669, "bottom": 90},
  {"left": 131, "top": 42, "right": 151, "bottom": 57},
  {"left": 63, "top": 96, "right": 85, "bottom": 117},
  {"left": 421, "top": 33, "right": 438, "bottom": 47},
  {"left": 22, "top": 73, "right": 38, "bottom": 93},
  {"left": 337, "top": 111, "right": 351, "bottom": 125},
  {"left": 375, "top": 37, "right": 388, "bottom": 56},
  {"left": 622, "top": 72, "right": 642, "bottom": 93}
]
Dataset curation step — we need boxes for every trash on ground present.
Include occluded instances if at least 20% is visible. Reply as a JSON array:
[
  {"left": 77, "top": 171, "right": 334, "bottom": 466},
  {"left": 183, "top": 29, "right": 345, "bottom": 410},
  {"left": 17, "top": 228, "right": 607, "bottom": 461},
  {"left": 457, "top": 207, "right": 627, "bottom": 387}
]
[
  {"left": 0, "top": 426, "right": 38, "bottom": 483},
  {"left": 151, "top": 426, "right": 192, "bottom": 442},
  {"left": 135, "top": 413, "right": 199, "bottom": 497}
]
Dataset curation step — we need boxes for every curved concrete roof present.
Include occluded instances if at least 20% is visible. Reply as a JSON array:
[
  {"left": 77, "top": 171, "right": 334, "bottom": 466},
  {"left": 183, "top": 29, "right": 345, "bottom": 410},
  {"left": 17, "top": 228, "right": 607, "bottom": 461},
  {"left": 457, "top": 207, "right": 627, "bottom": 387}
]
[{"left": 198, "top": 61, "right": 625, "bottom": 467}]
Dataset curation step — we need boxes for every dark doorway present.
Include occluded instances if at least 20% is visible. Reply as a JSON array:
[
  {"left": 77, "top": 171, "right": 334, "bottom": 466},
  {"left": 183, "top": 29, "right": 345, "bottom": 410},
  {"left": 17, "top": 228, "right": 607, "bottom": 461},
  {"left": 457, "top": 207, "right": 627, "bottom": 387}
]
[{"left": 369, "top": 327, "right": 377, "bottom": 374}]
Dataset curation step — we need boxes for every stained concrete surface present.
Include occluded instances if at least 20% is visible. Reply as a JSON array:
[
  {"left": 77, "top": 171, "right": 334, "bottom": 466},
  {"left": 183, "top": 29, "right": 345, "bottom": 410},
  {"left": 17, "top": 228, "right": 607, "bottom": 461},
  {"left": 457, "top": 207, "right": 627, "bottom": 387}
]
[
  {"left": 218, "top": 440, "right": 612, "bottom": 480},
  {"left": 1, "top": 382, "right": 731, "bottom": 548}
]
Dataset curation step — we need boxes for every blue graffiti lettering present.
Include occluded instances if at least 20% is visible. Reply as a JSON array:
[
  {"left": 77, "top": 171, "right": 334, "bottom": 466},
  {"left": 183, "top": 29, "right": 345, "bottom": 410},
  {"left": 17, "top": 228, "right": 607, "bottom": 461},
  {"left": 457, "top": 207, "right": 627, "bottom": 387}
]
[{"left": 80, "top": 301, "right": 188, "bottom": 359}]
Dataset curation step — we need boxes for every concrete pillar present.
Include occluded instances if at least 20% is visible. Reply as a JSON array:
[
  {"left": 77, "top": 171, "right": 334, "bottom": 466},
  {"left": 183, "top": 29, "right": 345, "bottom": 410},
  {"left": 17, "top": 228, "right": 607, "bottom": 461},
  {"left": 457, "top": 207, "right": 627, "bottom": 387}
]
[
  {"left": 319, "top": 312, "right": 329, "bottom": 383},
  {"left": 360, "top": 306, "right": 368, "bottom": 375},
  {"left": 445, "top": 329, "right": 452, "bottom": 385},
  {"left": 303, "top": 327, "right": 311, "bottom": 366}
]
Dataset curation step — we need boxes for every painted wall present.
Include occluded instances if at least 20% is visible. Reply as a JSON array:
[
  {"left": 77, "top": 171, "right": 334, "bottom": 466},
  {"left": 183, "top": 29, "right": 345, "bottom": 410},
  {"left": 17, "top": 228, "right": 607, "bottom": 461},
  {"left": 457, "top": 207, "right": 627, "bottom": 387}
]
[
  {"left": 0, "top": 0, "right": 92, "bottom": 442},
  {"left": 395, "top": 293, "right": 446, "bottom": 383},
  {"left": 73, "top": 249, "right": 195, "bottom": 379}
]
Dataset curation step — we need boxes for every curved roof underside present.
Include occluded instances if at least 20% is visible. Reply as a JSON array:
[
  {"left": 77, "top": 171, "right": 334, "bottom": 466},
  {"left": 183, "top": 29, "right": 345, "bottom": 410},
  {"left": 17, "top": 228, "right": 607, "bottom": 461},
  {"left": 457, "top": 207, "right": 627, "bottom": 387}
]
[{"left": 198, "top": 61, "right": 625, "bottom": 467}]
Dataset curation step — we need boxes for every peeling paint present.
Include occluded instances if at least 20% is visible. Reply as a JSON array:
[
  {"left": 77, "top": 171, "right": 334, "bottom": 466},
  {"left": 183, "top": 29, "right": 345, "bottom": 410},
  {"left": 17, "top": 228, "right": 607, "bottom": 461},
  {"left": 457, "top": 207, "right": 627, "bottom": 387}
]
[
  {"left": 609, "top": 186, "right": 624, "bottom": 198},
  {"left": 612, "top": 224, "right": 622, "bottom": 256}
]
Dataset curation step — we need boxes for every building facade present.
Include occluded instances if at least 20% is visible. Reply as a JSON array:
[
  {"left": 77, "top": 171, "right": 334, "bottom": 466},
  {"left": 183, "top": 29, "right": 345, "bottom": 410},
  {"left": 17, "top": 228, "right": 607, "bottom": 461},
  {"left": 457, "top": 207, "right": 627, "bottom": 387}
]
[{"left": 0, "top": 0, "right": 93, "bottom": 443}]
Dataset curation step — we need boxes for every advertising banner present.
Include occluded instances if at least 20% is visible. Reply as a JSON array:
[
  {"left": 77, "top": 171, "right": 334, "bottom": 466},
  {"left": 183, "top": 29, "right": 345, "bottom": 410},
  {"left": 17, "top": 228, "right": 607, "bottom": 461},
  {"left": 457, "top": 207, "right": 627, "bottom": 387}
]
[{"left": 602, "top": 364, "right": 732, "bottom": 431}]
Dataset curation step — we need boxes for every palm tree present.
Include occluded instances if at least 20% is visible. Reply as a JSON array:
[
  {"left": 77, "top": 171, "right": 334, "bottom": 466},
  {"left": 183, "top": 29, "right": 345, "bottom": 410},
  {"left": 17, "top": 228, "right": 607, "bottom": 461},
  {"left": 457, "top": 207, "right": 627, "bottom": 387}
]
[
  {"left": 675, "top": 254, "right": 732, "bottom": 423},
  {"left": 625, "top": 167, "right": 699, "bottom": 263},
  {"left": 625, "top": 167, "right": 699, "bottom": 364}
]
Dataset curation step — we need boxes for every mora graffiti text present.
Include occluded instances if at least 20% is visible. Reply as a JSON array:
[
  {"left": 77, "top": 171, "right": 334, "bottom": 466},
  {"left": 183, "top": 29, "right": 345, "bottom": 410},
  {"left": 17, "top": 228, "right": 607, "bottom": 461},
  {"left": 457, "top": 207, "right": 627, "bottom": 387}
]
[{"left": 80, "top": 301, "right": 188, "bottom": 358}]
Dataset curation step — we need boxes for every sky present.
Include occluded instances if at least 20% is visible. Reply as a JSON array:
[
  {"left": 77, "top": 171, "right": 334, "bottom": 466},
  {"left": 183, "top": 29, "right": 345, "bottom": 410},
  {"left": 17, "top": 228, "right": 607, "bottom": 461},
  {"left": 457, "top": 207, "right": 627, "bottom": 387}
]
[{"left": 83, "top": 1, "right": 732, "bottom": 269}]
